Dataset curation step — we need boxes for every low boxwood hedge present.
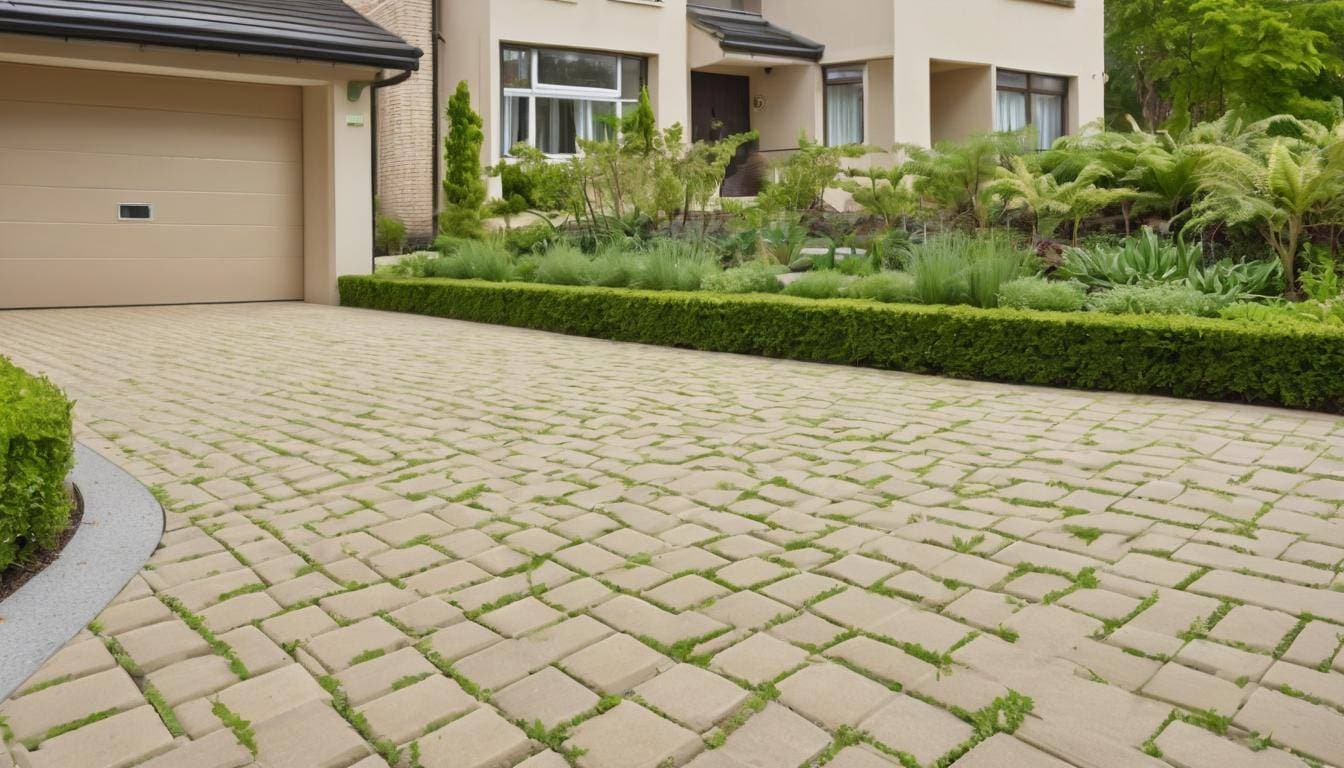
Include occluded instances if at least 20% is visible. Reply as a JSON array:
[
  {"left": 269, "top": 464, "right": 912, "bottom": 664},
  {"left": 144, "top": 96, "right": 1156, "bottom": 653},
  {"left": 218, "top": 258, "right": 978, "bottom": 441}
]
[
  {"left": 340, "top": 276, "right": 1344, "bottom": 413},
  {"left": 1, "top": 357, "right": 74, "bottom": 572}
]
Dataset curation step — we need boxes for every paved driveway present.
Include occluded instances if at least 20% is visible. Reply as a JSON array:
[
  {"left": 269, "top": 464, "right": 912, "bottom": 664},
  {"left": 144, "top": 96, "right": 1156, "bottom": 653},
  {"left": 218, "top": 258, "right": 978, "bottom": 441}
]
[{"left": 1, "top": 303, "right": 1343, "bottom": 768}]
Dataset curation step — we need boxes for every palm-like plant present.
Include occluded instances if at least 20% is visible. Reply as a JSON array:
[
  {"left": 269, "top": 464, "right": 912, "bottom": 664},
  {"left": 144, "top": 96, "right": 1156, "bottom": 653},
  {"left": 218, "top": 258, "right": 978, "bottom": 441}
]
[
  {"left": 988, "top": 158, "right": 1138, "bottom": 242},
  {"left": 1187, "top": 137, "right": 1344, "bottom": 297},
  {"left": 904, "top": 130, "right": 1032, "bottom": 229}
]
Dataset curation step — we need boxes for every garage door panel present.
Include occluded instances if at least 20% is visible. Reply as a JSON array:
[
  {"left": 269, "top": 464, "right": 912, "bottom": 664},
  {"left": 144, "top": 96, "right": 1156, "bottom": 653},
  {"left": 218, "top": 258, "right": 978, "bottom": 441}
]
[
  {"left": 0, "top": 187, "right": 303, "bottom": 227},
  {"left": 0, "top": 101, "right": 302, "bottom": 162},
  {"left": 1, "top": 223, "right": 302, "bottom": 262},
  {"left": 1, "top": 64, "right": 304, "bottom": 307},
  {"left": 0, "top": 257, "right": 303, "bottom": 309},
  {"left": 0, "top": 62, "right": 301, "bottom": 120},
  {"left": 0, "top": 149, "right": 302, "bottom": 196}
]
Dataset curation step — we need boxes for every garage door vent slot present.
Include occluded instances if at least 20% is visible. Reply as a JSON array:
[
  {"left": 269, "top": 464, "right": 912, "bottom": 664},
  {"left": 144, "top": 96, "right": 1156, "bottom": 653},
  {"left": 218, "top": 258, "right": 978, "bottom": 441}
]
[{"left": 118, "top": 204, "right": 153, "bottom": 221}]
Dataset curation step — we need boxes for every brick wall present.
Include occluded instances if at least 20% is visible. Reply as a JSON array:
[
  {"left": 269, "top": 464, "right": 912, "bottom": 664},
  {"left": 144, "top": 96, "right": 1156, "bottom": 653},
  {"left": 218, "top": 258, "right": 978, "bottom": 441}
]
[{"left": 346, "top": 0, "right": 437, "bottom": 244}]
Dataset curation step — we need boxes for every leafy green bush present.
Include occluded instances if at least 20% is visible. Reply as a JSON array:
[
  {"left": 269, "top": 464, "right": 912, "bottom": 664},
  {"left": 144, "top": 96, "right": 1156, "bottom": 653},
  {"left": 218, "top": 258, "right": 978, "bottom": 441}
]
[
  {"left": 997, "top": 278, "right": 1088, "bottom": 312},
  {"left": 782, "top": 271, "right": 845, "bottom": 299},
  {"left": 1220, "top": 300, "right": 1344, "bottom": 326},
  {"left": 341, "top": 276, "right": 1344, "bottom": 412},
  {"left": 533, "top": 245, "right": 592, "bottom": 286},
  {"left": 503, "top": 222, "right": 558, "bottom": 256},
  {"left": 376, "top": 251, "right": 441, "bottom": 278},
  {"left": 835, "top": 255, "right": 875, "bottom": 276},
  {"left": 374, "top": 213, "right": 407, "bottom": 256},
  {"left": 702, "top": 263, "right": 786, "bottom": 294},
  {"left": 631, "top": 241, "right": 719, "bottom": 291},
  {"left": 1, "top": 357, "right": 74, "bottom": 572},
  {"left": 1090, "top": 283, "right": 1225, "bottom": 316},
  {"left": 843, "top": 272, "right": 919, "bottom": 304}
]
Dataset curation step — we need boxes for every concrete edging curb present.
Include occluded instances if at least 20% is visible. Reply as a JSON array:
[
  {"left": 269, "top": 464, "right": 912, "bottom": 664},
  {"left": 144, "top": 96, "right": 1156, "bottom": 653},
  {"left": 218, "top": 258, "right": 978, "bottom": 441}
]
[{"left": 0, "top": 443, "right": 164, "bottom": 701}]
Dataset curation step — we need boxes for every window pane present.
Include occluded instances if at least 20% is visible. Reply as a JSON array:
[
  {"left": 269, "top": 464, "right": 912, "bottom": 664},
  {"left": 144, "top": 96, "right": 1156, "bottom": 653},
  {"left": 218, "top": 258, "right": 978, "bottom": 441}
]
[
  {"left": 826, "top": 66, "right": 863, "bottom": 84},
  {"left": 621, "top": 57, "right": 644, "bottom": 99},
  {"left": 997, "top": 70, "right": 1028, "bottom": 89},
  {"left": 1031, "top": 74, "right": 1067, "bottom": 93},
  {"left": 825, "top": 83, "right": 863, "bottom": 145},
  {"left": 1032, "top": 93, "right": 1064, "bottom": 149},
  {"left": 592, "top": 101, "right": 618, "bottom": 142},
  {"left": 538, "top": 49, "right": 618, "bottom": 89},
  {"left": 502, "top": 96, "right": 530, "bottom": 153},
  {"left": 537, "top": 97, "right": 579, "bottom": 154},
  {"left": 502, "top": 47, "right": 530, "bottom": 89},
  {"left": 996, "top": 91, "right": 1027, "bottom": 132}
]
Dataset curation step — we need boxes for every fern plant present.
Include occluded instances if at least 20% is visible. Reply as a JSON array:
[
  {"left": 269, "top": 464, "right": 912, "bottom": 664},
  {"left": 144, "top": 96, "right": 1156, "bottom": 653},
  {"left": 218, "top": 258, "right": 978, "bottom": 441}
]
[{"left": 1186, "top": 138, "right": 1344, "bottom": 297}]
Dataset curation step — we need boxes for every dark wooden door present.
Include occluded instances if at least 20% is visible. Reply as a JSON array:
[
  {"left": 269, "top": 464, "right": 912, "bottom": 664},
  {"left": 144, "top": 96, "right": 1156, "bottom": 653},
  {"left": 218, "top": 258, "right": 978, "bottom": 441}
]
[{"left": 691, "top": 72, "right": 759, "bottom": 196}]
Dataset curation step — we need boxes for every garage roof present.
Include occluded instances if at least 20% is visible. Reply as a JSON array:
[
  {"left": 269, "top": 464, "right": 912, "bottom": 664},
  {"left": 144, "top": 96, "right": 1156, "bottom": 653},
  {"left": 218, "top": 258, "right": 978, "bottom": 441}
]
[
  {"left": 687, "top": 5, "right": 824, "bottom": 62},
  {"left": 0, "top": 0, "right": 422, "bottom": 71}
]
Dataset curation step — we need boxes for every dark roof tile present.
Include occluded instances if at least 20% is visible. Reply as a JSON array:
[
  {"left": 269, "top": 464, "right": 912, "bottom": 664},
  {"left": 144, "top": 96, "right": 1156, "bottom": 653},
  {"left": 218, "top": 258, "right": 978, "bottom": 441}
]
[{"left": 0, "top": 0, "right": 422, "bottom": 70}]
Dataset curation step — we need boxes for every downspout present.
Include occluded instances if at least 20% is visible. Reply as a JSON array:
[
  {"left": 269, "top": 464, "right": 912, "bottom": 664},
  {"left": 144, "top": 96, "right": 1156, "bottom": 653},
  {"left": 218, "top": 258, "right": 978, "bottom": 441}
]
[
  {"left": 431, "top": 0, "right": 443, "bottom": 238},
  {"left": 362, "top": 69, "right": 415, "bottom": 273}
]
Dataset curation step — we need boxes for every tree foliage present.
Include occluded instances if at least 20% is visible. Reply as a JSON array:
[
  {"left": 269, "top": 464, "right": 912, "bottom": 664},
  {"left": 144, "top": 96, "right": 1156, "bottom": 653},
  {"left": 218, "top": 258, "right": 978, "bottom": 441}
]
[
  {"left": 1106, "top": 0, "right": 1344, "bottom": 128},
  {"left": 441, "top": 80, "right": 486, "bottom": 238}
]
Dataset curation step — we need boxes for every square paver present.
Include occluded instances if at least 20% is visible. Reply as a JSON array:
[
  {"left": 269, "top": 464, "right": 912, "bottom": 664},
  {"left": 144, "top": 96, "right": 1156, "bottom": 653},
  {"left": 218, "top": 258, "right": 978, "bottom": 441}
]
[
  {"left": 567, "top": 702, "right": 700, "bottom": 768},
  {"left": 562, "top": 633, "right": 670, "bottom": 694},
  {"left": 493, "top": 666, "right": 600, "bottom": 728},
  {"left": 632, "top": 663, "right": 750, "bottom": 731}
]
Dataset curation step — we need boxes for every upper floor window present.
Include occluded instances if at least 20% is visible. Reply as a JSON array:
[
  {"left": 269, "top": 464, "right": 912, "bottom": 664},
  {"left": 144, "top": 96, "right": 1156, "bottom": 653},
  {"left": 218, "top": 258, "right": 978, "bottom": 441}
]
[
  {"left": 995, "top": 70, "right": 1067, "bottom": 150},
  {"left": 502, "top": 45, "right": 647, "bottom": 156},
  {"left": 824, "top": 65, "right": 864, "bottom": 146}
]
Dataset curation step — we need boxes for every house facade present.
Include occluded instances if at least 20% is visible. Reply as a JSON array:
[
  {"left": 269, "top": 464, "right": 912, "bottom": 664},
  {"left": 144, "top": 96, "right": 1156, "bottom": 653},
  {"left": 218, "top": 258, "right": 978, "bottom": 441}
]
[
  {"left": 363, "top": 0, "right": 1105, "bottom": 242},
  {"left": 0, "top": 0, "right": 421, "bottom": 309}
]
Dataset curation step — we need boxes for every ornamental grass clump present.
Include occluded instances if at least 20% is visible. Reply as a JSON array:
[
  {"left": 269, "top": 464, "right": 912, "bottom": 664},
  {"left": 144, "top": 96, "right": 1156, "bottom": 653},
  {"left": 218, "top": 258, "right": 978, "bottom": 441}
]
[
  {"left": 533, "top": 244, "right": 593, "bottom": 286},
  {"left": 631, "top": 241, "right": 720, "bottom": 291}
]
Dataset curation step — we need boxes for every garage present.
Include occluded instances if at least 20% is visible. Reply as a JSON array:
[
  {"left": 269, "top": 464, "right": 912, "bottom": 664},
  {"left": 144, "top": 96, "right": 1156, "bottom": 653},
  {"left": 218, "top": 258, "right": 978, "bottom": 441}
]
[
  {"left": 0, "top": 0, "right": 421, "bottom": 309},
  {"left": 1, "top": 63, "right": 304, "bottom": 308}
]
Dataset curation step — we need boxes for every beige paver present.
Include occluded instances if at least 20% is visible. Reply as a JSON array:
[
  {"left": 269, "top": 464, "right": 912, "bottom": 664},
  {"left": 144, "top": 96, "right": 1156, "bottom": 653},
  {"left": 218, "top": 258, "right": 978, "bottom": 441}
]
[{"left": 3, "top": 303, "right": 1342, "bottom": 768}]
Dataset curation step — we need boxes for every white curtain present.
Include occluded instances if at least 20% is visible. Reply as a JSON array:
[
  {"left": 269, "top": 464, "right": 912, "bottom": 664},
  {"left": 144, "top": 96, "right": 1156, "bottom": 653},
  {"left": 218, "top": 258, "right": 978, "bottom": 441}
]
[
  {"left": 502, "top": 96, "right": 528, "bottom": 154},
  {"left": 538, "top": 98, "right": 580, "bottom": 154},
  {"left": 1033, "top": 94, "right": 1064, "bottom": 149},
  {"left": 996, "top": 91, "right": 1027, "bottom": 132},
  {"left": 827, "top": 84, "right": 863, "bottom": 146}
]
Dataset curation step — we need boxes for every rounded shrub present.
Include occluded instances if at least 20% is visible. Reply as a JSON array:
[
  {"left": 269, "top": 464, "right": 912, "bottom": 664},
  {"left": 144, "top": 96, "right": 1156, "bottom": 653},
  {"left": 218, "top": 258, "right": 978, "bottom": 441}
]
[
  {"left": 997, "top": 278, "right": 1088, "bottom": 312},
  {"left": 782, "top": 271, "right": 845, "bottom": 299},
  {"left": 1089, "top": 283, "right": 1225, "bottom": 317},
  {"left": 702, "top": 263, "right": 786, "bottom": 294},
  {"left": 843, "top": 272, "right": 919, "bottom": 304}
]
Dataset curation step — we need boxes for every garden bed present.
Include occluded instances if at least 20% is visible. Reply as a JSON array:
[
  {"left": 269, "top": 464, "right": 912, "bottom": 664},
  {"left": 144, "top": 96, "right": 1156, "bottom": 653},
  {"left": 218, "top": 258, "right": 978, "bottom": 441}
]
[
  {"left": 340, "top": 275, "right": 1344, "bottom": 413},
  {"left": 0, "top": 484, "right": 82, "bottom": 603}
]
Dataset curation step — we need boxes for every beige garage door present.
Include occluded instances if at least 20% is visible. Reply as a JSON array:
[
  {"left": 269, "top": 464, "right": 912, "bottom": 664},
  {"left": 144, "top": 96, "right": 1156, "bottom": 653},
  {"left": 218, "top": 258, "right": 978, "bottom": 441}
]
[{"left": 0, "top": 62, "right": 303, "bottom": 308}]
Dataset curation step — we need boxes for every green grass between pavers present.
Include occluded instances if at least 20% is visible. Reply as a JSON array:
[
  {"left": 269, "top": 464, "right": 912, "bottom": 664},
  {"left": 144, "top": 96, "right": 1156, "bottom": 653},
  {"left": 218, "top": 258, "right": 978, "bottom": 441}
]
[
  {"left": 210, "top": 701, "right": 256, "bottom": 756},
  {"left": 0, "top": 355, "right": 74, "bottom": 573},
  {"left": 339, "top": 277, "right": 1344, "bottom": 413}
]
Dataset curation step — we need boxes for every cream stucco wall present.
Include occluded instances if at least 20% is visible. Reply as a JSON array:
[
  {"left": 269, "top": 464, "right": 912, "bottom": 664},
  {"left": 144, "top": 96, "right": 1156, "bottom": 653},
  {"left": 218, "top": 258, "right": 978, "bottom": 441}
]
[
  {"left": 0, "top": 33, "right": 377, "bottom": 305},
  {"left": 442, "top": 0, "right": 692, "bottom": 193},
  {"left": 930, "top": 65, "right": 995, "bottom": 144},
  {"left": 889, "top": 0, "right": 1105, "bottom": 146},
  {"left": 760, "top": 0, "right": 1104, "bottom": 148}
]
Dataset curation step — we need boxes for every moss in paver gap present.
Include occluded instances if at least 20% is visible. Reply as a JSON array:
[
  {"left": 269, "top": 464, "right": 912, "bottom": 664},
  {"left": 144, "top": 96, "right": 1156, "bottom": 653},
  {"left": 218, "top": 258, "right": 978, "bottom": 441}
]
[
  {"left": 318, "top": 675, "right": 401, "bottom": 765},
  {"left": 24, "top": 708, "right": 118, "bottom": 749},
  {"left": 210, "top": 700, "right": 256, "bottom": 756},
  {"left": 159, "top": 596, "right": 250, "bottom": 679}
]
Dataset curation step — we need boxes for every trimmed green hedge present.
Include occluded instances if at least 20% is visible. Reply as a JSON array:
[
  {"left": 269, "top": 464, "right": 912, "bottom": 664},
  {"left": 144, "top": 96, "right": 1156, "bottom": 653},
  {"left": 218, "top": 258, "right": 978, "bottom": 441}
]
[
  {"left": 1, "top": 357, "right": 74, "bottom": 573},
  {"left": 340, "top": 276, "right": 1344, "bottom": 413}
]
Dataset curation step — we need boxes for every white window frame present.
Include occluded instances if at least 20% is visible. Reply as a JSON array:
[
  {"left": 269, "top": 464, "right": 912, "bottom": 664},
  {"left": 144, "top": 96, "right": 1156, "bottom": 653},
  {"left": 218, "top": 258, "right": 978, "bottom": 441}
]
[{"left": 502, "top": 45, "right": 645, "bottom": 158}]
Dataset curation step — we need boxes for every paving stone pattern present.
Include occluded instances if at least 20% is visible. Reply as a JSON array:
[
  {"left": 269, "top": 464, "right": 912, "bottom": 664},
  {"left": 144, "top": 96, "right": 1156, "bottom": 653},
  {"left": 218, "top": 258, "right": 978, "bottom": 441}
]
[{"left": 1, "top": 303, "right": 1343, "bottom": 768}]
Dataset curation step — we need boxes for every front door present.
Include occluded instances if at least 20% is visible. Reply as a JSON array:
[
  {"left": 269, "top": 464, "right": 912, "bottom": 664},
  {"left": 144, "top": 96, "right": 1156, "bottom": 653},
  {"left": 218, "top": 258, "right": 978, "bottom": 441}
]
[{"left": 690, "top": 72, "right": 760, "bottom": 197}]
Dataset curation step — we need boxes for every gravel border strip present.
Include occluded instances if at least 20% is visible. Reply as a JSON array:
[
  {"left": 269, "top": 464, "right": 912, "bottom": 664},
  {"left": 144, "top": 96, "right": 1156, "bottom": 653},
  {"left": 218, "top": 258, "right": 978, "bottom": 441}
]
[{"left": 0, "top": 443, "right": 164, "bottom": 701}]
